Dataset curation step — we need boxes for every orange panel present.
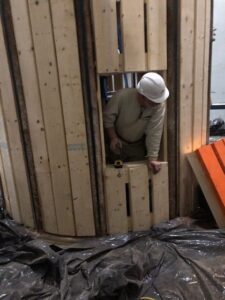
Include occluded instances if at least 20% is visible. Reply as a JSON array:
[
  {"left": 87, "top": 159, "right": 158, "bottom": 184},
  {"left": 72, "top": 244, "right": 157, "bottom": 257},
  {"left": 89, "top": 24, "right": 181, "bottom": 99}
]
[
  {"left": 197, "top": 144, "right": 225, "bottom": 212},
  {"left": 212, "top": 140, "right": 225, "bottom": 172}
]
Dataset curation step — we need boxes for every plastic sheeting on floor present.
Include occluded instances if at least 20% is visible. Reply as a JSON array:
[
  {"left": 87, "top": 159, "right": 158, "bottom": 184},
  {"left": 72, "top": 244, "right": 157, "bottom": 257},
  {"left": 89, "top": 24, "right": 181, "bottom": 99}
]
[{"left": 0, "top": 217, "right": 225, "bottom": 300}]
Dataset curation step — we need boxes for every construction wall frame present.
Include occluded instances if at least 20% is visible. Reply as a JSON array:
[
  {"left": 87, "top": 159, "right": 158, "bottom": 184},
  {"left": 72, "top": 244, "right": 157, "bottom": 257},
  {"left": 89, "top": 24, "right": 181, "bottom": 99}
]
[{"left": 0, "top": 0, "right": 212, "bottom": 237}]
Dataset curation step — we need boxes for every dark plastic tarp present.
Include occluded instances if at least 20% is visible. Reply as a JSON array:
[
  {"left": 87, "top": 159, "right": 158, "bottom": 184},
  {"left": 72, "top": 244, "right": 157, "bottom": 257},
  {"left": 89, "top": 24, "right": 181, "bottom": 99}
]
[{"left": 0, "top": 217, "right": 225, "bottom": 299}]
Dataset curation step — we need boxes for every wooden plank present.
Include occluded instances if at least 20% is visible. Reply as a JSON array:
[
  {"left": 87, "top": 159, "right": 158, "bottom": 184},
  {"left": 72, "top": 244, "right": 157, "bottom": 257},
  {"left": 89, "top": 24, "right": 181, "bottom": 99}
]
[
  {"left": 167, "top": 0, "right": 179, "bottom": 218},
  {"left": 129, "top": 165, "right": 151, "bottom": 231},
  {"left": 50, "top": 0, "right": 95, "bottom": 236},
  {"left": 97, "top": 77, "right": 106, "bottom": 166},
  {"left": 91, "top": 0, "right": 121, "bottom": 73},
  {"left": 0, "top": 92, "right": 13, "bottom": 217},
  {"left": 28, "top": 0, "right": 75, "bottom": 235},
  {"left": 121, "top": 0, "right": 146, "bottom": 71},
  {"left": 104, "top": 167, "right": 128, "bottom": 234},
  {"left": 0, "top": 19, "right": 34, "bottom": 227},
  {"left": 114, "top": 74, "right": 123, "bottom": 90},
  {"left": 179, "top": 0, "right": 195, "bottom": 216},
  {"left": 192, "top": 0, "right": 206, "bottom": 151},
  {"left": 197, "top": 145, "right": 225, "bottom": 210},
  {"left": 188, "top": 152, "right": 225, "bottom": 228},
  {"left": 0, "top": 149, "right": 11, "bottom": 214},
  {"left": 151, "top": 162, "right": 169, "bottom": 224},
  {"left": 10, "top": 0, "right": 58, "bottom": 234},
  {"left": 146, "top": 0, "right": 167, "bottom": 70},
  {"left": 201, "top": 0, "right": 211, "bottom": 145}
]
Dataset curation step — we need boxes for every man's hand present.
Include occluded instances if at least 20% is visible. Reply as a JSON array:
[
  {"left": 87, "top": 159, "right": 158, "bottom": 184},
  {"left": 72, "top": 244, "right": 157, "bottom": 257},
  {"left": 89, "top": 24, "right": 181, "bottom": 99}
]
[
  {"left": 110, "top": 137, "right": 122, "bottom": 154},
  {"left": 148, "top": 159, "right": 161, "bottom": 174}
]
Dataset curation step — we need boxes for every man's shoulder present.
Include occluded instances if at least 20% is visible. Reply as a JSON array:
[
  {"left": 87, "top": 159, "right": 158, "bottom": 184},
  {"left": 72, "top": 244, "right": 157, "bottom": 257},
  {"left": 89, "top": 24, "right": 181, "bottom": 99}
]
[{"left": 114, "top": 88, "right": 137, "bottom": 101}]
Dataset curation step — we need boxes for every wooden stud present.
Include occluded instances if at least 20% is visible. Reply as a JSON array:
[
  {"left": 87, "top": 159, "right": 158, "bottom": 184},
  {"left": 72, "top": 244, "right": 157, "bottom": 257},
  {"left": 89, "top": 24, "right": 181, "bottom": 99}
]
[
  {"left": 75, "top": 0, "right": 107, "bottom": 235},
  {"left": 50, "top": 0, "right": 95, "bottom": 236},
  {"left": 114, "top": 74, "right": 123, "bottom": 90},
  {"left": 192, "top": 0, "right": 206, "bottom": 151},
  {"left": 0, "top": 18, "right": 34, "bottom": 227},
  {"left": 146, "top": 0, "right": 167, "bottom": 70},
  {"left": 28, "top": 0, "right": 75, "bottom": 235},
  {"left": 188, "top": 152, "right": 225, "bottom": 228},
  {"left": 0, "top": 150, "right": 11, "bottom": 214},
  {"left": 121, "top": 0, "right": 146, "bottom": 71},
  {"left": 0, "top": 91, "right": 20, "bottom": 221},
  {"left": 166, "top": 0, "right": 179, "bottom": 218},
  {"left": 10, "top": 0, "right": 58, "bottom": 234},
  {"left": 91, "top": 0, "right": 121, "bottom": 73},
  {"left": 201, "top": 0, "right": 211, "bottom": 145},
  {"left": 179, "top": 0, "right": 195, "bottom": 216},
  {"left": 129, "top": 165, "right": 151, "bottom": 231},
  {"left": 151, "top": 162, "right": 169, "bottom": 224},
  {"left": 104, "top": 167, "right": 128, "bottom": 234},
  {"left": 96, "top": 76, "right": 107, "bottom": 167}
]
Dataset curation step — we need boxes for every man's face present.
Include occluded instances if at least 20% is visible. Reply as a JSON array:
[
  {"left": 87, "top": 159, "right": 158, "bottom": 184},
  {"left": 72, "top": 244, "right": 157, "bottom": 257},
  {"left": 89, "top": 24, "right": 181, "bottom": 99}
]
[{"left": 138, "top": 94, "right": 158, "bottom": 108}]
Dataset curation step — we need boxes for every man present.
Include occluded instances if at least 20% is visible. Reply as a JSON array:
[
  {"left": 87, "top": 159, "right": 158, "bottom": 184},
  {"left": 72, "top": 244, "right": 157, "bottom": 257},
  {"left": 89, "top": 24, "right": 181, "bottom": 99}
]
[{"left": 104, "top": 72, "right": 169, "bottom": 174}]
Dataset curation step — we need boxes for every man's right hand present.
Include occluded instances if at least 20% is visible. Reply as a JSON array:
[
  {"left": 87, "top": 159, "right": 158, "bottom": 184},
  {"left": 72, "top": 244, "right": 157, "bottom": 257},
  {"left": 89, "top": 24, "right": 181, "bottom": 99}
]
[{"left": 110, "top": 137, "right": 122, "bottom": 154}]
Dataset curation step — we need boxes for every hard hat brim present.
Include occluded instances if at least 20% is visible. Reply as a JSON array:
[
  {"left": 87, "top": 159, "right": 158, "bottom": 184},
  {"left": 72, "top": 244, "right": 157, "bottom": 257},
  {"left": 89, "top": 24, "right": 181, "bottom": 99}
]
[{"left": 137, "top": 83, "right": 169, "bottom": 103}]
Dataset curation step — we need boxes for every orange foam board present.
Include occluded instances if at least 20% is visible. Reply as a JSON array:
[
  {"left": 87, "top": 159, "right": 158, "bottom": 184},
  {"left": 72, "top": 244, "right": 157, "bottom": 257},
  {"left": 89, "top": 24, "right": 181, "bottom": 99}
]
[
  {"left": 197, "top": 144, "right": 225, "bottom": 212},
  {"left": 212, "top": 140, "right": 225, "bottom": 172}
]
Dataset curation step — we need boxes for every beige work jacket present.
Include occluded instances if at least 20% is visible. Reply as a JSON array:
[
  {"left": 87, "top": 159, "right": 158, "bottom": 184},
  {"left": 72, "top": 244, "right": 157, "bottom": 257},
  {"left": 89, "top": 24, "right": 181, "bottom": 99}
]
[{"left": 103, "top": 88, "right": 166, "bottom": 160}]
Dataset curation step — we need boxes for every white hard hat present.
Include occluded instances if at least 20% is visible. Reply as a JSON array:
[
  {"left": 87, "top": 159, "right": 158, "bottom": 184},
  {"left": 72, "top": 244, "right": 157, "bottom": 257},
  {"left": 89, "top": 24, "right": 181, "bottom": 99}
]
[{"left": 137, "top": 72, "right": 169, "bottom": 103}]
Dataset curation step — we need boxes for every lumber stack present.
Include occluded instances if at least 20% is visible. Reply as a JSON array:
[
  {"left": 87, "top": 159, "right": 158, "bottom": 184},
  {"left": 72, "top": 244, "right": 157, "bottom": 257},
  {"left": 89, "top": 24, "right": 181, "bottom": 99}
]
[{"left": 188, "top": 139, "right": 225, "bottom": 228}]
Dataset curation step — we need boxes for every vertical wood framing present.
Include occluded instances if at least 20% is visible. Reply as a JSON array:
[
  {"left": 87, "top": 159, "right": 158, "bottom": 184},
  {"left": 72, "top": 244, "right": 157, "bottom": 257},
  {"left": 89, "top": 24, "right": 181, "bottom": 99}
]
[
  {"left": 179, "top": 0, "right": 211, "bottom": 215},
  {"left": 10, "top": 0, "right": 58, "bottom": 234},
  {"left": 104, "top": 167, "right": 128, "bottom": 234},
  {"left": 146, "top": 0, "right": 167, "bottom": 70},
  {"left": 121, "top": 0, "right": 146, "bottom": 72},
  {"left": 166, "top": 0, "right": 179, "bottom": 218},
  {"left": 129, "top": 165, "right": 151, "bottom": 231},
  {"left": 0, "top": 91, "right": 21, "bottom": 222},
  {"left": 179, "top": 0, "right": 195, "bottom": 216},
  {"left": 0, "top": 19, "right": 34, "bottom": 227},
  {"left": 75, "top": 0, "right": 107, "bottom": 235},
  {"left": 201, "top": 0, "right": 211, "bottom": 145},
  {"left": 50, "top": 0, "right": 95, "bottom": 236},
  {"left": 192, "top": 0, "right": 206, "bottom": 151},
  {"left": 28, "top": 0, "right": 75, "bottom": 235},
  {"left": 91, "top": 0, "right": 121, "bottom": 73},
  {"left": 151, "top": 162, "right": 169, "bottom": 224},
  {"left": 0, "top": 150, "right": 11, "bottom": 214},
  {"left": 97, "top": 77, "right": 106, "bottom": 166}
]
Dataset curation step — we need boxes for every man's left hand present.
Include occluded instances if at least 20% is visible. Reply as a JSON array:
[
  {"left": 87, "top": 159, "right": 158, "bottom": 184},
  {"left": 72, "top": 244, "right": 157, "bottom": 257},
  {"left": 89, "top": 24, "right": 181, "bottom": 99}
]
[{"left": 148, "top": 159, "right": 161, "bottom": 174}]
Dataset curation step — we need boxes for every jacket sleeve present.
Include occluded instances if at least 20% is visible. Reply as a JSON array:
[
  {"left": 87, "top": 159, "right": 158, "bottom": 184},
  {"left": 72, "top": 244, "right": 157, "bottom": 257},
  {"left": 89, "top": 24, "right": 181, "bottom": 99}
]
[
  {"left": 103, "top": 93, "right": 120, "bottom": 129},
  {"left": 145, "top": 103, "right": 166, "bottom": 160}
]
